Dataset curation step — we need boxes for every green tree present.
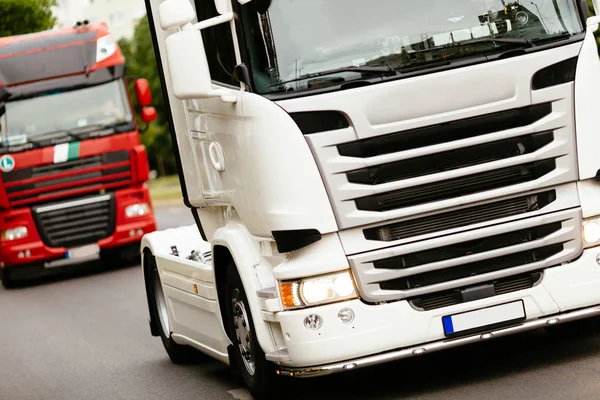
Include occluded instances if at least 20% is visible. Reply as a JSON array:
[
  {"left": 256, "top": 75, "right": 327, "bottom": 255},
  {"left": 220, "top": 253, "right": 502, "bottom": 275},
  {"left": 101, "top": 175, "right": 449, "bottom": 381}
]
[
  {"left": 120, "top": 16, "right": 176, "bottom": 177},
  {"left": 0, "top": 0, "right": 57, "bottom": 37}
]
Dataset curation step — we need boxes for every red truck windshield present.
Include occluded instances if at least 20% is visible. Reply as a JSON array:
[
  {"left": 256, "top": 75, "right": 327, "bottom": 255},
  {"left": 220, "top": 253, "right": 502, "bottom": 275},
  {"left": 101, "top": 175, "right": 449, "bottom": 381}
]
[{"left": 1, "top": 79, "right": 133, "bottom": 146}]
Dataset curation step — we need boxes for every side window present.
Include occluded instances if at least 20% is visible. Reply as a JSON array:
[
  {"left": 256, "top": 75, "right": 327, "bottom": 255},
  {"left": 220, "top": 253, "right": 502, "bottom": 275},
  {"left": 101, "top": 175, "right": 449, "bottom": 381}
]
[{"left": 194, "top": 0, "right": 239, "bottom": 87}]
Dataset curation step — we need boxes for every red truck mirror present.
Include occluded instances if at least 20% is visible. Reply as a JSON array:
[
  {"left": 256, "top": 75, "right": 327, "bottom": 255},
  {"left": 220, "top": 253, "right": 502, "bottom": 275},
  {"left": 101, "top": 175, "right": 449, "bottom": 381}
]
[
  {"left": 134, "top": 78, "right": 152, "bottom": 107},
  {"left": 141, "top": 106, "right": 158, "bottom": 124}
]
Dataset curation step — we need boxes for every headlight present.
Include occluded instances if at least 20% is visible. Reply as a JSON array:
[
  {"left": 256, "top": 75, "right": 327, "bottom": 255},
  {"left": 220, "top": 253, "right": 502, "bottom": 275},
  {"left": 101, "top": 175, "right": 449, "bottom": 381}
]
[
  {"left": 583, "top": 217, "right": 600, "bottom": 248},
  {"left": 125, "top": 203, "right": 150, "bottom": 218},
  {"left": 1, "top": 226, "right": 28, "bottom": 241},
  {"left": 279, "top": 271, "right": 358, "bottom": 309},
  {"left": 96, "top": 35, "right": 117, "bottom": 63}
]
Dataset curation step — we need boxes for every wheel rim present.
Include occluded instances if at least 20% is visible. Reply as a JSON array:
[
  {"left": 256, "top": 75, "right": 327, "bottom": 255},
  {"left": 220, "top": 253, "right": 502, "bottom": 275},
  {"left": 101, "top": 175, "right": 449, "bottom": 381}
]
[
  {"left": 232, "top": 288, "right": 256, "bottom": 376},
  {"left": 152, "top": 263, "right": 170, "bottom": 338}
]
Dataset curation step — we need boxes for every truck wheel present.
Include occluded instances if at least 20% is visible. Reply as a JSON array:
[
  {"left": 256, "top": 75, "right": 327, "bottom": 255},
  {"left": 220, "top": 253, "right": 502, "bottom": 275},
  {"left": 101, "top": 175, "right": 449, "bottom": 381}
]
[
  {"left": 225, "top": 266, "right": 280, "bottom": 400},
  {"left": 146, "top": 252, "right": 200, "bottom": 364},
  {"left": 1, "top": 265, "right": 41, "bottom": 289}
]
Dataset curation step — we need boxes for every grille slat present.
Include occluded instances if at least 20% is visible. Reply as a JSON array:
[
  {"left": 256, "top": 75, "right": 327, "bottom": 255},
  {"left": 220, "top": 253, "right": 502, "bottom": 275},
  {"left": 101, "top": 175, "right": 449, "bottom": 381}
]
[
  {"left": 411, "top": 273, "right": 540, "bottom": 311},
  {"left": 356, "top": 160, "right": 556, "bottom": 212},
  {"left": 33, "top": 195, "right": 115, "bottom": 248},
  {"left": 375, "top": 222, "right": 561, "bottom": 270},
  {"left": 347, "top": 132, "right": 554, "bottom": 185},
  {"left": 337, "top": 103, "right": 553, "bottom": 158},
  {"left": 380, "top": 244, "right": 563, "bottom": 291},
  {"left": 1, "top": 151, "right": 131, "bottom": 206},
  {"left": 364, "top": 190, "right": 556, "bottom": 242}
]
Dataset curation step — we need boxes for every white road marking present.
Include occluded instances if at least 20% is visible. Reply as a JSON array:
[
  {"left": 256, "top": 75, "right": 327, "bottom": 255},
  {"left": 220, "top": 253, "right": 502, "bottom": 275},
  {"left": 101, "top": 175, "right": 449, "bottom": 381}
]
[
  {"left": 167, "top": 207, "right": 185, "bottom": 214},
  {"left": 227, "top": 389, "right": 254, "bottom": 400}
]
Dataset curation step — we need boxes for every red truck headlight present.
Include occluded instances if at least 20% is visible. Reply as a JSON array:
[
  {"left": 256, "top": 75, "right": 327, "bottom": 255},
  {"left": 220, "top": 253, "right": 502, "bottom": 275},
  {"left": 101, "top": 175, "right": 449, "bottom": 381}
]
[
  {"left": 125, "top": 203, "right": 151, "bottom": 218},
  {"left": 1, "top": 226, "right": 28, "bottom": 241}
]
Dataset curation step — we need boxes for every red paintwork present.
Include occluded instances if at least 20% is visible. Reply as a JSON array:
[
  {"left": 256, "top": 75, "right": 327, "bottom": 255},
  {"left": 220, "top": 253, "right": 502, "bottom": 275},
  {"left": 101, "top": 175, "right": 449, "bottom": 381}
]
[
  {"left": 134, "top": 79, "right": 153, "bottom": 107},
  {"left": 0, "top": 185, "right": 157, "bottom": 267},
  {"left": 141, "top": 107, "right": 158, "bottom": 124},
  {"left": 0, "top": 23, "right": 158, "bottom": 270}
]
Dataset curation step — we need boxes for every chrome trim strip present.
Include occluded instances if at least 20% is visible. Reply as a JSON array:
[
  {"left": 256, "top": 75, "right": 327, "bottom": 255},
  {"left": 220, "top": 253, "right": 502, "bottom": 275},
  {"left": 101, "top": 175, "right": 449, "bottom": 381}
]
[
  {"left": 36, "top": 194, "right": 111, "bottom": 213},
  {"left": 275, "top": 304, "right": 600, "bottom": 378}
]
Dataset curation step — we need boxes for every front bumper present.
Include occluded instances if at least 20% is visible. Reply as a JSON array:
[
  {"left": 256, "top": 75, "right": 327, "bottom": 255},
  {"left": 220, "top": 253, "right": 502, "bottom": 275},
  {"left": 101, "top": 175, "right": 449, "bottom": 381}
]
[
  {"left": 0, "top": 185, "right": 157, "bottom": 267},
  {"left": 273, "top": 248, "right": 600, "bottom": 376}
]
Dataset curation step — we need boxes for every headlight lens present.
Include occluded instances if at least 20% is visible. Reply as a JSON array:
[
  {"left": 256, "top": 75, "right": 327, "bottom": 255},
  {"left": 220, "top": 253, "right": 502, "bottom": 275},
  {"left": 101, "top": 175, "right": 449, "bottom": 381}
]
[
  {"left": 279, "top": 271, "right": 358, "bottom": 309},
  {"left": 125, "top": 203, "right": 150, "bottom": 218},
  {"left": 1, "top": 226, "right": 28, "bottom": 241}
]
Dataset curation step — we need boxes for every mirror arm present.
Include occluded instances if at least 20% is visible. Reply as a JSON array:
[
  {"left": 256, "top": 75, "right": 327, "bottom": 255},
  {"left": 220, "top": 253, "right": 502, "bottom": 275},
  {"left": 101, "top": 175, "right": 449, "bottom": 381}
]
[{"left": 190, "top": 12, "right": 234, "bottom": 31}]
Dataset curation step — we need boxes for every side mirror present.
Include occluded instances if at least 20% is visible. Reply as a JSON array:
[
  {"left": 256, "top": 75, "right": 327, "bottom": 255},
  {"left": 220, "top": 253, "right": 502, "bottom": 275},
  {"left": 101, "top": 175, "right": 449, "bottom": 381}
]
[
  {"left": 134, "top": 78, "right": 152, "bottom": 107},
  {"left": 141, "top": 106, "right": 158, "bottom": 124},
  {"left": 159, "top": 0, "right": 195, "bottom": 30},
  {"left": 159, "top": 0, "right": 239, "bottom": 102}
]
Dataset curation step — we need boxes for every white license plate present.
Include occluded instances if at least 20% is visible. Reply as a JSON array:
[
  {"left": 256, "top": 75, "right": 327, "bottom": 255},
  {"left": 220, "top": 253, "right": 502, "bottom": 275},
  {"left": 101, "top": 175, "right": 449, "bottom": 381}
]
[
  {"left": 67, "top": 244, "right": 100, "bottom": 260},
  {"left": 442, "top": 300, "right": 526, "bottom": 337}
]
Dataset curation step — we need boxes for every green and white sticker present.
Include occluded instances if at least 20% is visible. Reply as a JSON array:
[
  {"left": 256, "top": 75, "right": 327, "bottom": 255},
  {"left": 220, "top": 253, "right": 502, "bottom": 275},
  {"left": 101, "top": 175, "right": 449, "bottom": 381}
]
[
  {"left": 0, "top": 155, "right": 15, "bottom": 172},
  {"left": 53, "top": 142, "right": 80, "bottom": 164}
]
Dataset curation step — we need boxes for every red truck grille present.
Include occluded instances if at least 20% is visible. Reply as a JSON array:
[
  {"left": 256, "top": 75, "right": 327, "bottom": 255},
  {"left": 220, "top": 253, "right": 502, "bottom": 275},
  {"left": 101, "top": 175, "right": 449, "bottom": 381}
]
[
  {"left": 2, "top": 151, "right": 132, "bottom": 207},
  {"left": 32, "top": 194, "right": 115, "bottom": 248}
]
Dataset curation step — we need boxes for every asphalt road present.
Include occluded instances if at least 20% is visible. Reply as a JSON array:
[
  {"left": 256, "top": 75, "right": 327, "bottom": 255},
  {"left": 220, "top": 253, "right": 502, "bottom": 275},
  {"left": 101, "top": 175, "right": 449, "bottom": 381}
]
[{"left": 2, "top": 204, "right": 600, "bottom": 400}]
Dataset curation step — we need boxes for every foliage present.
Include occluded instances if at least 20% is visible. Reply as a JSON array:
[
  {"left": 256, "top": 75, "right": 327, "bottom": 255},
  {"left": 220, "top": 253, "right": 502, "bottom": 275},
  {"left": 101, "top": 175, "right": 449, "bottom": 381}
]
[
  {"left": 0, "top": 0, "right": 57, "bottom": 37},
  {"left": 119, "top": 17, "right": 177, "bottom": 176}
]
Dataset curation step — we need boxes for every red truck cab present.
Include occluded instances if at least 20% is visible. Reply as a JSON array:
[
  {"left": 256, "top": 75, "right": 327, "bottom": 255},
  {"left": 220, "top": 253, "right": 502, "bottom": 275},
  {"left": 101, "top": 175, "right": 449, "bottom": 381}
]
[{"left": 0, "top": 21, "right": 158, "bottom": 288}]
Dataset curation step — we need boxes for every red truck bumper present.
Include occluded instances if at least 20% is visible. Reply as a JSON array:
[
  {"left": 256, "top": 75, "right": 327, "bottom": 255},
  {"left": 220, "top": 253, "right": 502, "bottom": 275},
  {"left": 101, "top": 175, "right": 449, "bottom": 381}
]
[{"left": 0, "top": 184, "right": 157, "bottom": 268}]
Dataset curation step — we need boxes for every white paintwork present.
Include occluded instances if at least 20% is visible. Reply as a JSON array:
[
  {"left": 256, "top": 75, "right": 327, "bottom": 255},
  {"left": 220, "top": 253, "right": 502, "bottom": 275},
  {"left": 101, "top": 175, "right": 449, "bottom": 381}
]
[
  {"left": 144, "top": 0, "right": 600, "bottom": 378},
  {"left": 574, "top": 21, "right": 600, "bottom": 180},
  {"left": 578, "top": 179, "right": 600, "bottom": 218}
]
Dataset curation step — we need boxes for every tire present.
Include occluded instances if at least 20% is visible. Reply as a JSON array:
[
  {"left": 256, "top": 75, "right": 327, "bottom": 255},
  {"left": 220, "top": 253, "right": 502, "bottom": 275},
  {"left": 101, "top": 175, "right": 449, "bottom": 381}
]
[
  {"left": 146, "top": 252, "right": 200, "bottom": 364},
  {"left": 101, "top": 243, "right": 141, "bottom": 268},
  {"left": 1, "top": 265, "right": 42, "bottom": 289},
  {"left": 224, "top": 265, "right": 280, "bottom": 400}
]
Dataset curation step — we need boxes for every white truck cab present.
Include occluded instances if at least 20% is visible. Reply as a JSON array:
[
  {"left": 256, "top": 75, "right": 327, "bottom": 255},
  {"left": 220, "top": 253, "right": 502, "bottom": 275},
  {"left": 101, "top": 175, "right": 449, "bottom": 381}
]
[{"left": 141, "top": 0, "right": 600, "bottom": 397}]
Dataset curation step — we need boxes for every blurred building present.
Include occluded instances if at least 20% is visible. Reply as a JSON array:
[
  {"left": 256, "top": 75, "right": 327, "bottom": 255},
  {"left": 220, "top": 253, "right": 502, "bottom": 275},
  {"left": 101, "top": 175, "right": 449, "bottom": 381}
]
[{"left": 53, "top": 0, "right": 146, "bottom": 40}]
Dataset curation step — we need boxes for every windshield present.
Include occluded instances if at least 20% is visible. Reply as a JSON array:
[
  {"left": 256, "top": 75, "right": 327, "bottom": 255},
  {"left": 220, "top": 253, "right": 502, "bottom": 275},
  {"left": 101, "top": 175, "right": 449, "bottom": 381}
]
[
  {"left": 2, "top": 79, "right": 133, "bottom": 144},
  {"left": 241, "top": 0, "right": 585, "bottom": 94}
]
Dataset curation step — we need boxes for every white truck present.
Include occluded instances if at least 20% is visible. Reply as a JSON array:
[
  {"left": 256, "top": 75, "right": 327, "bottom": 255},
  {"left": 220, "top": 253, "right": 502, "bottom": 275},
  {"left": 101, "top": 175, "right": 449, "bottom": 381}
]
[{"left": 141, "top": 0, "right": 600, "bottom": 397}]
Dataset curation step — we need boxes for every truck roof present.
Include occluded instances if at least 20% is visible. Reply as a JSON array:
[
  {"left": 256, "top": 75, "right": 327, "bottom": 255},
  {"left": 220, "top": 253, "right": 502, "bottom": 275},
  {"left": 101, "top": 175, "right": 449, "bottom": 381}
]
[{"left": 0, "top": 22, "right": 125, "bottom": 98}]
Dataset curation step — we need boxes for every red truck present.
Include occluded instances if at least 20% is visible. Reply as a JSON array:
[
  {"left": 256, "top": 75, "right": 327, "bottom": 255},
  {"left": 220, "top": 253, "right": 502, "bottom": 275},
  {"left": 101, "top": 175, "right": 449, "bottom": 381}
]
[{"left": 0, "top": 21, "right": 158, "bottom": 288}]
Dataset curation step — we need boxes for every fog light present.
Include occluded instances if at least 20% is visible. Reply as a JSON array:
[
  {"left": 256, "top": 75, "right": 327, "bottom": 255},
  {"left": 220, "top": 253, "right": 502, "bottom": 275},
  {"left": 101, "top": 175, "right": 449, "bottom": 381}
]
[
  {"left": 18, "top": 251, "right": 25, "bottom": 259},
  {"left": 129, "top": 229, "right": 136, "bottom": 237},
  {"left": 136, "top": 229, "right": 143, "bottom": 236},
  {"left": 2, "top": 226, "right": 28, "bottom": 241},
  {"left": 338, "top": 308, "right": 355, "bottom": 324},
  {"left": 584, "top": 220, "right": 600, "bottom": 244},
  {"left": 125, "top": 203, "right": 150, "bottom": 218},
  {"left": 303, "top": 314, "right": 323, "bottom": 331}
]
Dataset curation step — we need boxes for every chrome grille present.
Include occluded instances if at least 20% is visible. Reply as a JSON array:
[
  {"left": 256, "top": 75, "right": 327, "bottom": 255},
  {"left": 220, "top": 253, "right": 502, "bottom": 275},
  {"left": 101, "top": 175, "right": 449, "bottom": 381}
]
[{"left": 349, "top": 209, "right": 581, "bottom": 303}]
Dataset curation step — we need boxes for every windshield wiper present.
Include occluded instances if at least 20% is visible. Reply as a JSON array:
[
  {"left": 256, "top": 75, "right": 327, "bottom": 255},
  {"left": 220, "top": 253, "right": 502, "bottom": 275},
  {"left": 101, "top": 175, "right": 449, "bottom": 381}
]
[
  {"left": 26, "top": 129, "right": 78, "bottom": 145},
  {"left": 273, "top": 66, "right": 399, "bottom": 87},
  {"left": 445, "top": 37, "right": 535, "bottom": 48}
]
